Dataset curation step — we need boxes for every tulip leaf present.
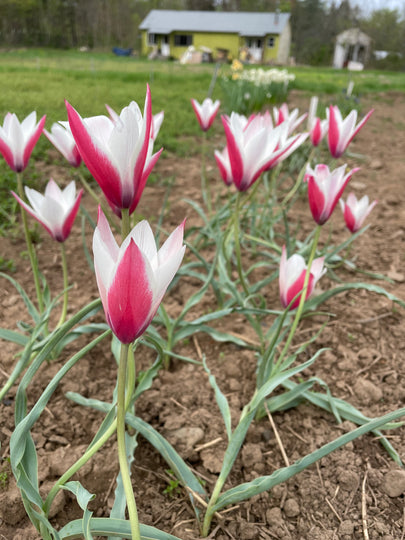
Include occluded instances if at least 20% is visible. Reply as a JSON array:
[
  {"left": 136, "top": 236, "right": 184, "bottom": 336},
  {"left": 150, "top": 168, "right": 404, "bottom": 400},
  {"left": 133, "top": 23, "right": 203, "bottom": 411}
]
[
  {"left": 305, "top": 282, "right": 405, "bottom": 311},
  {"left": 213, "top": 406, "right": 405, "bottom": 512},
  {"left": 65, "top": 392, "right": 207, "bottom": 516},
  {"left": 59, "top": 519, "right": 182, "bottom": 540},
  {"left": 280, "top": 378, "right": 403, "bottom": 465},
  {"left": 62, "top": 482, "right": 95, "bottom": 540},
  {"left": 204, "top": 358, "right": 232, "bottom": 440},
  {"left": 0, "top": 327, "right": 29, "bottom": 346}
]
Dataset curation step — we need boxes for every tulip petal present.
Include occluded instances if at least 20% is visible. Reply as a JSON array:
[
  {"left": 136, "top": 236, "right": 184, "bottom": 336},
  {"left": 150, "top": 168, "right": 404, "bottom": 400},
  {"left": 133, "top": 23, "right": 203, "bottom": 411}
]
[
  {"left": 107, "top": 239, "right": 154, "bottom": 343},
  {"left": 23, "top": 115, "right": 46, "bottom": 170},
  {"left": 66, "top": 101, "right": 123, "bottom": 208},
  {"left": 287, "top": 269, "right": 315, "bottom": 309},
  {"left": 61, "top": 190, "right": 83, "bottom": 242},
  {"left": 307, "top": 175, "right": 326, "bottom": 224}
]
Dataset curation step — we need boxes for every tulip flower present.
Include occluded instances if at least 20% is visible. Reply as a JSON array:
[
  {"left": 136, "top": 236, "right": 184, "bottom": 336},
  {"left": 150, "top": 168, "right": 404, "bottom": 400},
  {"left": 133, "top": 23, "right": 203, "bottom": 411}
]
[
  {"left": 339, "top": 193, "right": 377, "bottom": 233},
  {"left": 106, "top": 104, "right": 164, "bottom": 142},
  {"left": 0, "top": 111, "right": 46, "bottom": 172},
  {"left": 66, "top": 85, "right": 162, "bottom": 217},
  {"left": 273, "top": 103, "right": 307, "bottom": 135},
  {"left": 279, "top": 245, "right": 326, "bottom": 309},
  {"left": 12, "top": 179, "right": 83, "bottom": 242},
  {"left": 215, "top": 112, "right": 307, "bottom": 191},
  {"left": 305, "top": 163, "right": 359, "bottom": 225},
  {"left": 191, "top": 98, "right": 221, "bottom": 131},
  {"left": 327, "top": 105, "right": 373, "bottom": 158},
  {"left": 43, "top": 122, "right": 82, "bottom": 167},
  {"left": 309, "top": 117, "right": 328, "bottom": 147},
  {"left": 93, "top": 207, "right": 186, "bottom": 344}
]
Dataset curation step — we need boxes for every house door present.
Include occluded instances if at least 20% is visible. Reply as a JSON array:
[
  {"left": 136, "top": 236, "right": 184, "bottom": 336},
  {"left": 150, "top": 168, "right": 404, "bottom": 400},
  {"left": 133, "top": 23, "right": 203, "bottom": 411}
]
[
  {"left": 246, "top": 38, "right": 263, "bottom": 62},
  {"left": 161, "top": 35, "right": 170, "bottom": 57}
]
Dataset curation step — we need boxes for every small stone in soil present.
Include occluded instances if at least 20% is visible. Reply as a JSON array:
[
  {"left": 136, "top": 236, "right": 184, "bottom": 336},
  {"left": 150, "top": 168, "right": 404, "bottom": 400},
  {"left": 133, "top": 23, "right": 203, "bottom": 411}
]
[
  {"left": 338, "top": 469, "right": 360, "bottom": 491},
  {"left": 283, "top": 498, "right": 300, "bottom": 518},
  {"left": 382, "top": 469, "right": 405, "bottom": 497},
  {"left": 353, "top": 378, "right": 383, "bottom": 404},
  {"left": 339, "top": 519, "right": 355, "bottom": 536}
]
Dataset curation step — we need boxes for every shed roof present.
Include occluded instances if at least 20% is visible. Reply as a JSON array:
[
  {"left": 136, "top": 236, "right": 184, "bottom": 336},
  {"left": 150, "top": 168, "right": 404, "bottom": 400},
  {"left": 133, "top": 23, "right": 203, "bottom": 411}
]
[
  {"left": 336, "top": 28, "right": 371, "bottom": 46},
  {"left": 139, "top": 10, "right": 290, "bottom": 37}
]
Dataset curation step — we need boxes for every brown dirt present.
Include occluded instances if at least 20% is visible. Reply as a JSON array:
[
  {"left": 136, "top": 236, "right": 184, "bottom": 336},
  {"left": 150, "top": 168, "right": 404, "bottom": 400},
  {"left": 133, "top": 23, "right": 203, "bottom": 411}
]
[{"left": 1, "top": 91, "right": 405, "bottom": 540}]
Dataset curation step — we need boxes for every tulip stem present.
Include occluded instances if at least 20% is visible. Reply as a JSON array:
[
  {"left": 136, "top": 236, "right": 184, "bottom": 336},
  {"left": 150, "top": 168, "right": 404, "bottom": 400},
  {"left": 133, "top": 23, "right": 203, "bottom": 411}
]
[
  {"left": 117, "top": 342, "right": 140, "bottom": 540},
  {"left": 121, "top": 208, "right": 130, "bottom": 238},
  {"left": 233, "top": 192, "right": 249, "bottom": 297},
  {"left": 201, "top": 130, "right": 212, "bottom": 214},
  {"left": 282, "top": 146, "right": 316, "bottom": 207},
  {"left": 43, "top": 337, "right": 134, "bottom": 516},
  {"left": 55, "top": 242, "right": 69, "bottom": 329},
  {"left": 275, "top": 225, "right": 322, "bottom": 371},
  {"left": 16, "top": 172, "right": 44, "bottom": 313}
]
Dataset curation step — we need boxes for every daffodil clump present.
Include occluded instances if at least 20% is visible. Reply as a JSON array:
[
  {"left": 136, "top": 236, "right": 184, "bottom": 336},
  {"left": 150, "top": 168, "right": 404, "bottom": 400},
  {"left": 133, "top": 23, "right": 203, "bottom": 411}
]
[{"left": 221, "top": 63, "right": 295, "bottom": 115}]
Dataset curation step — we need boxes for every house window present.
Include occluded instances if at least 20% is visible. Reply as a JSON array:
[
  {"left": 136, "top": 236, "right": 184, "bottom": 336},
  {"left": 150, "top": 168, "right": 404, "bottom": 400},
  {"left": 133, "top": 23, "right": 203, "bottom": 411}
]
[
  {"left": 268, "top": 36, "right": 275, "bottom": 48},
  {"left": 148, "top": 33, "right": 157, "bottom": 45},
  {"left": 174, "top": 34, "right": 193, "bottom": 46}
]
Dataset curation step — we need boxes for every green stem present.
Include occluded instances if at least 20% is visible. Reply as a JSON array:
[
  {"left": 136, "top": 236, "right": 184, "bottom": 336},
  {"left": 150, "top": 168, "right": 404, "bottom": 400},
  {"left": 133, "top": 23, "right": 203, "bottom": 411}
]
[
  {"left": 43, "top": 339, "right": 135, "bottom": 517},
  {"left": 117, "top": 343, "right": 140, "bottom": 540},
  {"left": 201, "top": 476, "right": 225, "bottom": 536},
  {"left": 55, "top": 242, "right": 68, "bottom": 329},
  {"left": 233, "top": 191, "right": 249, "bottom": 297},
  {"left": 275, "top": 225, "right": 322, "bottom": 371},
  {"left": 282, "top": 146, "right": 315, "bottom": 207},
  {"left": 121, "top": 208, "right": 130, "bottom": 238},
  {"left": 16, "top": 173, "right": 44, "bottom": 313},
  {"left": 201, "top": 130, "right": 212, "bottom": 214}
]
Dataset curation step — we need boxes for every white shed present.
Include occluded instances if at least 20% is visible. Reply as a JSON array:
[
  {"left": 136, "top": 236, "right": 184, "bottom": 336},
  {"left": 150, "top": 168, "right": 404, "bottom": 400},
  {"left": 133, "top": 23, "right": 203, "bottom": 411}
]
[{"left": 333, "top": 28, "right": 371, "bottom": 69}]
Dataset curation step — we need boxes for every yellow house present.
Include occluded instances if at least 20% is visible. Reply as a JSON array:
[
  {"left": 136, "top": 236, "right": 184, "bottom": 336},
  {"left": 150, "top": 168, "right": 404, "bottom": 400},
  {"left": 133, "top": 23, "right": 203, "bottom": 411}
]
[{"left": 139, "top": 10, "right": 291, "bottom": 64}]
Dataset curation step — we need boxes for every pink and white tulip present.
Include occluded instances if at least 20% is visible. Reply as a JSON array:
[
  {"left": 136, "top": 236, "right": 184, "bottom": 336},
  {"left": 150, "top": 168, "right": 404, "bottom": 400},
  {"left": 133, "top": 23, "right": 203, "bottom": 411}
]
[
  {"left": 327, "top": 105, "right": 373, "bottom": 158},
  {"left": 12, "top": 179, "right": 83, "bottom": 242},
  {"left": 339, "top": 193, "right": 377, "bottom": 233},
  {"left": 279, "top": 245, "right": 326, "bottom": 309},
  {"left": 309, "top": 117, "right": 328, "bottom": 147},
  {"left": 0, "top": 111, "right": 46, "bottom": 172},
  {"left": 305, "top": 163, "right": 359, "bottom": 225},
  {"left": 273, "top": 103, "right": 307, "bottom": 135},
  {"left": 93, "top": 208, "right": 186, "bottom": 344},
  {"left": 43, "top": 122, "right": 82, "bottom": 167},
  {"left": 215, "top": 112, "right": 307, "bottom": 191},
  {"left": 106, "top": 104, "right": 164, "bottom": 142},
  {"left": 66, "top": 85, "right": 162, "bottom": 217},
  {"left": 307, "top": 97, "right": 328, "bottom": 147},
  {"left": 191, "top": 98, "right": 221, "bottom": 131}
]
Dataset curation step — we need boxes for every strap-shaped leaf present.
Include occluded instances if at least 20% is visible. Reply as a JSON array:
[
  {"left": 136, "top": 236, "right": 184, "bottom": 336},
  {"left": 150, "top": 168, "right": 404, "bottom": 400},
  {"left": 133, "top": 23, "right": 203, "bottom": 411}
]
[
  {"left": 0, "top": 327, "right": 29, "bottom": 345},
  {"left": 65, "top": 393, "right": 207, "bottom": 505},
  {"left": 204, "top": 358, "right": 232, "bottom": 440},
  {"left": 59, "top": 518, "right": 183, "bottom": 539},
  {"left": 10, "top": 327, "right": 109, "bottom": 472},
  {"left": 213, "top": 406, "right": 405, "bottom": 512},
  {"left": 62, "top": 482, "right": 96, "bottom": 540},
  {"left": 305, "top": 282, "right": 405, "bottom": 311},
  {"left": 281, "top": 379, "right": 403, "bottom": 465}
]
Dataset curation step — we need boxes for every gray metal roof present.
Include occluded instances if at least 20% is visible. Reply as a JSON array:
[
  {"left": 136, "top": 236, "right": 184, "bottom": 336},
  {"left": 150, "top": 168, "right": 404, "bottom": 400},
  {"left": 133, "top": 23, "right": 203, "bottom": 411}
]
[{"left": 139, "top": 10, "right": 290, "bottom": 37}]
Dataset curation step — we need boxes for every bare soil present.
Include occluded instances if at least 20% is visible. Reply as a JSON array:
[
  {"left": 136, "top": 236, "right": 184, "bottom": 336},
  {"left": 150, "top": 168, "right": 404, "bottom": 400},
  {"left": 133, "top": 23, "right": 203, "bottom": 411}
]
[{"left": 1, "top": 91, "right": 405, "bottom": 540}]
